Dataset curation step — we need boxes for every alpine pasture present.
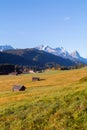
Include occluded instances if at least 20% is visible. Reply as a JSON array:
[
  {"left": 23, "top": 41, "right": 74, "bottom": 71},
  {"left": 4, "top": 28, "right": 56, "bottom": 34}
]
[{"left": 0, "top": 68, "right": 87, "bottom": 130}]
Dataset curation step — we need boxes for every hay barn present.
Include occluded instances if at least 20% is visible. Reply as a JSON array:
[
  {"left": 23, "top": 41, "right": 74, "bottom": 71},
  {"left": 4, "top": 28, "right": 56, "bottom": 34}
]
[
  {"left": 12, "top": 85, "right": 26, "bottom": 92},
  {"left": 32, "top": 77, "right": 40, "bottom": 81}
]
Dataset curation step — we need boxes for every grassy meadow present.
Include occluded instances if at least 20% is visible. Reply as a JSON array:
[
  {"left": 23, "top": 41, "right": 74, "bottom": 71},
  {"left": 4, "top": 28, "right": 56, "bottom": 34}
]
[{"left": 0, "top": 68, "right": 87, "bottom": 130}]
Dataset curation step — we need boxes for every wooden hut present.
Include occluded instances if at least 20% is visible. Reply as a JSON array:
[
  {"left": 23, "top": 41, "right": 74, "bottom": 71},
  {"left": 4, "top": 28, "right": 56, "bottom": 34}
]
[
  {"left": 32, "top": 77, "right": 40, "bottom": 81},
  {"left": 12, "top": 85, "right": 26, "bottom": 92}
]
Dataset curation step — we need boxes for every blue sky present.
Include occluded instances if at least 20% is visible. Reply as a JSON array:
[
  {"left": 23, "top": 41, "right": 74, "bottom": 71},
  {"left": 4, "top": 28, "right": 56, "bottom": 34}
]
[{"left": 0, "top": 0, "right": 87, "bottom": 57}]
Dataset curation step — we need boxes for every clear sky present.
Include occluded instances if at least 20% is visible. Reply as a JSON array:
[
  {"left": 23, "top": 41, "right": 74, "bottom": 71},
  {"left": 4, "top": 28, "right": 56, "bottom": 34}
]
[{"left": 0, "top": 0, "right": 87, "bottom": 57}]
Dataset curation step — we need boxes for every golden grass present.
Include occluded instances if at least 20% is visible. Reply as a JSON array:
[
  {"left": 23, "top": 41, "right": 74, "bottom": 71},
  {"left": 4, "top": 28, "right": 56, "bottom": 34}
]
[
  {"left": 0, "top": 68, "right": 87, "bottom": 105},
  {"left": 1, "top": 68, "right": 87, "bottom": 130}
]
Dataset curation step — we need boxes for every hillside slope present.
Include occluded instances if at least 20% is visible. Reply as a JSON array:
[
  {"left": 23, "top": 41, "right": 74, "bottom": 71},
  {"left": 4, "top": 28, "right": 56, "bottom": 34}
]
[{"left": 4, "top": 48, "right": 76, "bottom": 66}]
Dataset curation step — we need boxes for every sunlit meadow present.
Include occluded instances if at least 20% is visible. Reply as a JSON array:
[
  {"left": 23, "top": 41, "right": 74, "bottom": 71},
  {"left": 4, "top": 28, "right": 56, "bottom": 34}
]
[{"left": 0, "top": 68, "right": 87, "bottom": 130}]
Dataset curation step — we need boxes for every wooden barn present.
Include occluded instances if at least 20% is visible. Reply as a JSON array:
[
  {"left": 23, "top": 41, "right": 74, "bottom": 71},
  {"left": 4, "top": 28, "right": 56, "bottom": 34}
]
[
  {"left": 32, "top": 77, "right": 40, "bottom": 81},
  {"left": 12, "top": 85, "right": 26, "bottom": 92}
]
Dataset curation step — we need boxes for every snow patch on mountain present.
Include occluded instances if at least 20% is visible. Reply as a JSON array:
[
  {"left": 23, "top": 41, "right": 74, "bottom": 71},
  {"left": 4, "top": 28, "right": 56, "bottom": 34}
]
[
  {"left": 36, "top": 45, "right": 69, "bottom": 58},
  {"left": 70, "top": 50, "right": 81, "bottom": 59},
  {"left": 36, "top": 45, "right": 87, "bottom": 64},
  {"left": 0, "top": 45, "right": 14, "bottom": 51}
]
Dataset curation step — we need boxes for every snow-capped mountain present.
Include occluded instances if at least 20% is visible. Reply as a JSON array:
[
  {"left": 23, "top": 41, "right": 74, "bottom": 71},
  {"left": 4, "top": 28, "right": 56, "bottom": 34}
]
[
  {"left": 36, "top": 45, "right": 69, "bottom": 58},
  {"left": 70, "top": 50, "right": 80, "bottom": 59},
  {"left": 36, "top": 45, "right": 72, "bottom": 59},
  {"left": 55, "top": 47, "right": 69, "bottom": 57},
  {"left": 36, "top": 45, "right": 87, "bottom": 64},
  {"left": 70, "top": 50, "right": 87, "bottom": 64},
  {"left": 36, "top": 45, "right": 56, "bottom": 53},
  {"left": 1, "top": 44, "right": 87, "bottom": 64},
  {"left": 0, "top": 45, "right": 14, "bottom": 51}
]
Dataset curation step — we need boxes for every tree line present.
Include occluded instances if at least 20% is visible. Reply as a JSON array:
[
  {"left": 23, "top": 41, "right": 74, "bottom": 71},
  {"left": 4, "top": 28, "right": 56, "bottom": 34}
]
[{"left": 0, "top": 63, "right": 86, "bottom": 75}]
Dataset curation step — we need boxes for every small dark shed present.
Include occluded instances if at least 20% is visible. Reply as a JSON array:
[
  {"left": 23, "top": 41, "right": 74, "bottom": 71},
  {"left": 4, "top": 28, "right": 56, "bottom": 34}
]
[
  {"left": 12, "top": 85, "right": 26, "bottom": 92},
  {"left": 32, "top": 77, "right": 40, "bottom": 81}
]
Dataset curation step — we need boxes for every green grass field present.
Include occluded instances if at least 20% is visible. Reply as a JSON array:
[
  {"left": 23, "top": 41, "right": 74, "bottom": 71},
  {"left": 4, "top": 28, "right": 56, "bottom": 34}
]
[{"left": 0, "top": 68, "right": 87, "bottom": 130}]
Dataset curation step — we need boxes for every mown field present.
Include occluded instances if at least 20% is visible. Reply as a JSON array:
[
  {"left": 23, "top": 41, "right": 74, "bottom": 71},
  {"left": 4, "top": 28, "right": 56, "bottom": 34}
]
[{"left": 0, "top": 68, "right": 87, "bottom": 130}]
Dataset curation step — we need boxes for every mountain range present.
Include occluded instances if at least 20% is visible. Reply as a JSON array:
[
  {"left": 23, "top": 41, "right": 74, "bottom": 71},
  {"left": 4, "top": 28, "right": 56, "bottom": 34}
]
[
  {"left": 0, "top": 45, "right": 87, "bottom": 66},
  {"left": 36, "top": 45, "right": 87, "bottom": 64},
  {"left": 0, "top": 45, "right": 75, "bottom": 67}
]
